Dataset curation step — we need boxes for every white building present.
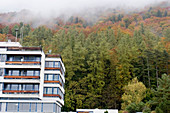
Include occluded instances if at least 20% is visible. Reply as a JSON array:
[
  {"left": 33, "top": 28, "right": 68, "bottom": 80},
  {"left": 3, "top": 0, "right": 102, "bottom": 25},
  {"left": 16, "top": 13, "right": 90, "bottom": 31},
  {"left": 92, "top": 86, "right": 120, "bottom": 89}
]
[
  {"left": 0, "top": 42, "right": 65, "bottom": 113},
  {"left": 61, "top": 109, "right": 118, "bottom": 113},
  {"left": 76, "top": 109, "right": 118, "bottom": 113}
]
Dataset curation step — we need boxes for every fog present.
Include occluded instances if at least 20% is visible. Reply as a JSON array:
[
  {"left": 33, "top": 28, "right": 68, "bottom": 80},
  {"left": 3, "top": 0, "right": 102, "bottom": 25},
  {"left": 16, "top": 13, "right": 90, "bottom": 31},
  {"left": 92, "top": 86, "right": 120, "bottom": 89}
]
[
  {"left": 0, "top": 0, "right": 168, "bottom": 13},
  {"left": 0, "top": 0, "right": 169, "bottom": 27}
]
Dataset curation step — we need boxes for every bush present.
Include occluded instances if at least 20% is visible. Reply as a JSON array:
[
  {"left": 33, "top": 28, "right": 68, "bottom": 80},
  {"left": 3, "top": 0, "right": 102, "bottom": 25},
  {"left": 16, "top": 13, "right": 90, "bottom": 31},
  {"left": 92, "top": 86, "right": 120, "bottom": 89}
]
[
  {"left": 126, "top": 103, "right": 136, "bottom": 113},
  {"left": 155, "top": 107, "right": 163, "bottom": 113},
  {"left": 136, "top": 102, "right": 145, "bottom": 112},
  {"left": 118, "top": 110, "right": 123, "bottom": 113},
  {"left": 143, "top": 107, "right": 151, "bottom": 113},
  {"left": 126, "top": 102, "right": 145, "bottom": 113},
  {"left": 122, "top": 111, "right": 128, "bottom": 113}
]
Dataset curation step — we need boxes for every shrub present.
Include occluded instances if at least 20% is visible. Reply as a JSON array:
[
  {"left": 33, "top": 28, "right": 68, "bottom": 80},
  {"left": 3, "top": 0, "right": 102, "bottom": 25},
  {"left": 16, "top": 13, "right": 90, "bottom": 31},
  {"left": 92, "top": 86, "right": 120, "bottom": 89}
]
[
  {"left": 126, "top": 102, "right": 145, "bottom": 113},
  {"left": 155, "top": 107, "right": 163, "bottom": 113},
  {"left": 143, "top": 107, "right": 151, "bottom": 113}
]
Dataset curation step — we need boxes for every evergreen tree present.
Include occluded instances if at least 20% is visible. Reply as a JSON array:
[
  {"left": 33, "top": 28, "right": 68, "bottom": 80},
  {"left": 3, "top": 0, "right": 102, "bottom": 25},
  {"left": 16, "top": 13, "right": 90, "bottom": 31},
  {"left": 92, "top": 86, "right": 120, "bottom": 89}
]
[
  {"left": 2, "top": 26, "right": 9, "bottom": 34},
  {"left": 157, "top": 10, "right": 162, "bottom": 17},
  {"left": 151, "top": 74, "right": 170, "bottom": 113}
]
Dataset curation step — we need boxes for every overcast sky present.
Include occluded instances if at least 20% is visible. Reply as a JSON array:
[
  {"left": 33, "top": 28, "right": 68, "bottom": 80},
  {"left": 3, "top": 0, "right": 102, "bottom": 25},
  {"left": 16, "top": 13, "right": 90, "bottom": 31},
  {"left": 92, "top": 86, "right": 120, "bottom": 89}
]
[{"left": 0, "top": 0, "right": 168, "bottom": 13}]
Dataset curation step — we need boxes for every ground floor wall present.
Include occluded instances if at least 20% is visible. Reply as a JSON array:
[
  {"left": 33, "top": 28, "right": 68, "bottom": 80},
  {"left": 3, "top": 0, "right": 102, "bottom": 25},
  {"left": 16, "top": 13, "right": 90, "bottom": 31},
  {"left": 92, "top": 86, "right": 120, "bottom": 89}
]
[{"left": 0, "top": 102, "right": 61, "bottom": 113}]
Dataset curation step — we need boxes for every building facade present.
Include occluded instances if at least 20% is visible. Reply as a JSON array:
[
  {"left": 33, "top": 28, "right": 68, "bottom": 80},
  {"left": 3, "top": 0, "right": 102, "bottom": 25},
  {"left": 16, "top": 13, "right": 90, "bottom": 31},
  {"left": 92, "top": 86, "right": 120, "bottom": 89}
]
[
  {"left": 76, "top": 109, "right": 118, "bottom": 113},
  {"left": 0, "top": 42, "right": 65, "bottom": 113}
]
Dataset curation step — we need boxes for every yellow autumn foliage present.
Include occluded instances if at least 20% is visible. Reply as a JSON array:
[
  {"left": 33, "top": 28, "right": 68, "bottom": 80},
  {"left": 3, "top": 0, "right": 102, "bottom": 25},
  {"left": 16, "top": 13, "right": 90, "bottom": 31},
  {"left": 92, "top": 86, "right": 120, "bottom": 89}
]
[
  {"left": 0, "top": 33, "right": 6, "bottom": 41},
  {"left": 121, "top": 77, "right": 146, "bottom": 110}
]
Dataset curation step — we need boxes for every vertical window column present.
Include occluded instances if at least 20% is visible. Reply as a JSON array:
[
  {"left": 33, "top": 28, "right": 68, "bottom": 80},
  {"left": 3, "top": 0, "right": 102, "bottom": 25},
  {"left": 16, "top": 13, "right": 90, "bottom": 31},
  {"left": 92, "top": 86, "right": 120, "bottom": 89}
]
[
  {"left": 0, "top": 68, "right": 4, "bottom": 76},
  {"left": 0, "top": 54, "right": 6, "bottom": 62}
]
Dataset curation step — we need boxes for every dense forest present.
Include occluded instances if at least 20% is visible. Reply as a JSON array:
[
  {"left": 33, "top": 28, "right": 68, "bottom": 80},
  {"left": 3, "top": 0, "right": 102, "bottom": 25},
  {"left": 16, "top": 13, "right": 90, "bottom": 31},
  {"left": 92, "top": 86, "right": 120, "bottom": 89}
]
[{"left": 0, "top": 3, "right": 169, "bottom": 113}]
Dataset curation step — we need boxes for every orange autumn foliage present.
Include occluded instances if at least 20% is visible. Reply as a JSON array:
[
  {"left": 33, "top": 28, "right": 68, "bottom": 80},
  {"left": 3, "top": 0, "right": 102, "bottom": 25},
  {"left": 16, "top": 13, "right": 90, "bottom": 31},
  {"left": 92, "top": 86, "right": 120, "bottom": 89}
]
[{"left": 0, "top": 33, "right": 6, "bottom": 42}]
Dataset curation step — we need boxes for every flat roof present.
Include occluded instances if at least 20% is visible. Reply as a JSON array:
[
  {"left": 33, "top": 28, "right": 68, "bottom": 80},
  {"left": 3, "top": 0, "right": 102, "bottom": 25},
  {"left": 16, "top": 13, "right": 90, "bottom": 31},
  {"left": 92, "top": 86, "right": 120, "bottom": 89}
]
[
  {"left": 45, "top": 54, "right": 61, "bottom": 58},
  {"left": 7, "top": 47, "right": 42, "bottom": 51},
  {"left": 0, "top": 42, "right": 22, "bottom": 47}
]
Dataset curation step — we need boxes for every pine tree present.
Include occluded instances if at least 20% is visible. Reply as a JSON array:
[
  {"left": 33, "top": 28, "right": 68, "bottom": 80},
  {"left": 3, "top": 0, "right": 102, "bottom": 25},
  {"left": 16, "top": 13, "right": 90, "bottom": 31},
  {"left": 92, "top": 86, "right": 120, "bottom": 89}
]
[{"left": 151, "top": 74, "right": 170, "bottom": 113}]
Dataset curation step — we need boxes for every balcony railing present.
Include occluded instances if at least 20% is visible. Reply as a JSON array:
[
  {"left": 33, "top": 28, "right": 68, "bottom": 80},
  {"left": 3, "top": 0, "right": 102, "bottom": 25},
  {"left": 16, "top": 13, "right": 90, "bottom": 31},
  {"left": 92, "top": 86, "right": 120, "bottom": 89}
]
[
  {"left": 6, "top": 61, "right": 41, "bottom": 65},
  {"left": 7, "top": 47, "right": 42, "bottom": 51},
  {"left": 43, "top": 94, "right": 61, "bottom": 99},
  {"left": 44, "top": 80, "right": 62, "bottom": 86},
  {"left": 45, "top": 67, "right": 63, "bottom": 75},
  {"left": 4, "top": 75, "right": 40, "bottom": 79},
  {"left": 3, "top": 90, "right": 39, "bottom": 94}
]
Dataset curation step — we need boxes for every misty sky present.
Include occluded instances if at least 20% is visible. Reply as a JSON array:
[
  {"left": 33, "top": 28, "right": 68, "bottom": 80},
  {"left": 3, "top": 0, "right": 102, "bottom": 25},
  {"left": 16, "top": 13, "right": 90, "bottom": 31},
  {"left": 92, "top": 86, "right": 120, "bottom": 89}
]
[{"left": 0, "top": 0, "right": 168, "bottom": 13}]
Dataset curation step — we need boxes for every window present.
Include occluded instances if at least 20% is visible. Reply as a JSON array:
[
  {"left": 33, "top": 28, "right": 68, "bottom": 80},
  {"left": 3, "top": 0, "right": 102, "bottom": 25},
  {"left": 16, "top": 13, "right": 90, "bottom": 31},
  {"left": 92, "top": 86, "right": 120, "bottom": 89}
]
[
  {"left": 0, "top": 54, "right": 6, "bottom": 62},
  {"left": 8, "top": 56, "right": 40, "bottom": 62},
  {"left": 12, "top": 70, "right": 19, "bottom": 76},
  {"left": 6, "top": 103, "right": 18, "bottom": 112},
  {"left": 44, "top": 87, "right": 63, "bottom": 99},
  {"left": 44, "top": 74, "right": 60, "bottom": 81},
  {"left": 27, "top": 70, "right": 34, "bottom": 76},
  {"left": 54, "top": 62, "right": 60, "bottom": 67},
  {"left": 25, "top": 84, "right": 33, "bottom": 90},
  {"left": 18, "top": 84, "right": 22, "bottom": 90},
  {"left": 0, "top": 103, "right": 1, "bottom": 112},
  {"left": 44, "top": 87, "right": 56, "bottom": 94},
  {"left": 45, "top": 62, "right": 53, "bottom": 67},
  {"left": 0, "top": 69, "right": 4, "bottom": 76},
  {"left": 19, "top": 103, "right": 30, "bottom": 112},
  {"left": 3, "top": 84, "right": 39, "bottom": 92},
  {"left": 30, "top": 103, "right": 36, "bottom": 112},
  {"left": 45, "top": 61, "right": 61, "bottom": 68},
  {"left": 44, "top": 75, "right": 48, "bottom": 80},
  {"left": 54, "top": 75, "right": 58, "bottom": 81},
  {"left": 6, "top": 70, "right": 40, "bottom": 77},
  {"left": 48, "top": 75, "right": 53, "bottom": 81},
  {"left": 34, "top": 85, "right": 39, "bottom": 91},
  {"left": 47, "top": 88, "right": 52, "bottom": 94},
  {"left": 4, "top": 84, "right": 10, "bottom": 90},
  {"left": 53, "top": 88, "right": 57, "bottom": 94},
  {"left": 11, "top": 84, "right": 18, "bottom": 90},
  {"left": 13, "top": 56, "right": 22, "bottom": 61},
  {"left": 37, "top": 103, "right": 41, "bottom": 112},
  {"left": 34, "top": 70, "right": 40, "bottom": 76},
  {"left": 45, "top": 62, "right": 49, "bottom": 67},
  {"left": 43, "top": 104, "right": 53, "bottom": 112},
  {"left": 8, "top": 70, "right": 12, "bottom": 75},
  {"left": 49, "top": 62, "right": 53, "bottom": 67},
  {"left": 43, "top": 88, "right": 47, "bottom": 94},
  {"left": 35, "top": 57, "right": 41, "bottom": 62},
  {"left": 25, "top": 56, "right": 34, "bottom": 61},
  {"left": 9, "top": 57, "right": 13, "bottom": 61},
  {"left": 20, "top": 70, "right": 26, "bottom": 76}
]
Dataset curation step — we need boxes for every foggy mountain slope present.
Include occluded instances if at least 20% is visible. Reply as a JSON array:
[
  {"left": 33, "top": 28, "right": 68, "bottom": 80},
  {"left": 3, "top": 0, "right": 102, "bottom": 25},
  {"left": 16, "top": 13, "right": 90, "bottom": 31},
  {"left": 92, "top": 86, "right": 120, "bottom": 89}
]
[{"left": 0, "top": 0, "right": 169, "bottom": 27}]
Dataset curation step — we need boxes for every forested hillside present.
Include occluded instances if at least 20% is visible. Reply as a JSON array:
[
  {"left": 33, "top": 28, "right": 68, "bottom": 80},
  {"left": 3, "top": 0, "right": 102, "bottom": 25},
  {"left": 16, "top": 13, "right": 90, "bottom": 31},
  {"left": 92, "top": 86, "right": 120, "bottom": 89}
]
[{"left": 0, "top": 4, "right": 169, "bottom": 113}]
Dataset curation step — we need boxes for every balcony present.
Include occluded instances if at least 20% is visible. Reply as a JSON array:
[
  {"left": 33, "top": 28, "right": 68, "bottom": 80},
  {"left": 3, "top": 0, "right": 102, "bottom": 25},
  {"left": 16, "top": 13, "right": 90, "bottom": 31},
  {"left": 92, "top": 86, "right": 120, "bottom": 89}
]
[
  {"left": 2, "top": 90, "right": 39, "bottom": 94},
  {"left": 7, "top": 47, "right": 42, "bottom": 51},
  {"left": 4, "top": 69, "right": 40, "bottom": 79},
  {"left": 45, "top": 67, "right": 64, "bottom": 76},
  {"left": 44, "top": 80, "right": 62, "bottom": 86},
  {"left": 43, "top": 94, "right": 61, "bottom": 99},
  {"left": 6, "top": 55, "right": 41, "bottom": 65},
  {"left": 3, "top": 83, "right": 39, "bottom": 94},
  {"left": 45, "top": 61, "right": 64, "bottom": 76},
  {"left": 4, "top": 75, "right": 40, "bottom": 79},
  {"left": 6, "top": 61, "right": 40, "bottom": 65}
]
